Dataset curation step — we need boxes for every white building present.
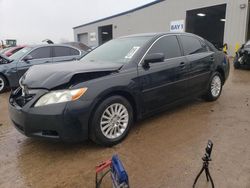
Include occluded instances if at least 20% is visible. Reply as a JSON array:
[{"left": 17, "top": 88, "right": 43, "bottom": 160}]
[{"left": 73, "top": 0, "right": 250, "bottom": 55}]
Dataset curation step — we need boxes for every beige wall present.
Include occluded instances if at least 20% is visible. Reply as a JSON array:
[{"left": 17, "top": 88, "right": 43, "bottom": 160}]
[{"left": 74, "top": 0, "right": 249, "bottom": 55}]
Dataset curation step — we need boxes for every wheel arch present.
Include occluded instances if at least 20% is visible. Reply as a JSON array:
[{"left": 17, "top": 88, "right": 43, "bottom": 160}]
[
  {"left": 215, "top": 66, "right": 225, "bottom": 84},
  {"left": 0, "top": 73, "right": 9, "bottom": 87},
  {"left": 88, "top": 89, "right": 138, "bottom": 133}
]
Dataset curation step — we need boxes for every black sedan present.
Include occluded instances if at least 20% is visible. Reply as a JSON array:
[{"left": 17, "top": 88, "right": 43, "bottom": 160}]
[{"left": 9, "top": 33, "right": 230, "bottom": 146}]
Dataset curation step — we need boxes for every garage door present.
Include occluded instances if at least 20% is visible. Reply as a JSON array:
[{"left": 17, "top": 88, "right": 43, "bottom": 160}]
[
  {"left": 186, "top": 4, "right": 226, "bottom": 49},
  {"left": 77, "top": 33, "right": 88, "bottom": 45}
]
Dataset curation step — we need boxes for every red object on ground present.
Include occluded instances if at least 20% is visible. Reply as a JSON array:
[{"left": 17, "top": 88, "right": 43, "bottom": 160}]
[{"left": 95, "top": 160, "right": 112, "bottom": 173}]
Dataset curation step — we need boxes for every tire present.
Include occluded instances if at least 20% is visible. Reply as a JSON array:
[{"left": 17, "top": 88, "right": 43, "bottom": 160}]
[
  {"left": 90, "top": 95, "right": 134, "bottom": 146},
  {"left": 233, "top": 54, "right": 240, "bottom": 69},
  {"left": 203, "top": 72, "right": 223, "bottom": 102},
  {"left": 0, "top": 75, "right": 7, "bottom": 94},
  {"left": 234, "top": 61, "right": 240, "bottom": 69}
]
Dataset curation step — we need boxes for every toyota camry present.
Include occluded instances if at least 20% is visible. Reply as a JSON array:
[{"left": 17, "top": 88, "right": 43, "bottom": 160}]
[{"left": 9, "top": 33, "right": 229, "bottom": 146}]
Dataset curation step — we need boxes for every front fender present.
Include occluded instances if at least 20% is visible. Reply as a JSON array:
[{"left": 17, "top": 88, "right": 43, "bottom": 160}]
[
  {"left": 0, "top": 62, "right": 18, "bottom": 87},
  {"left": 91, "top": 85, "right": 142, "bottom": 117}
]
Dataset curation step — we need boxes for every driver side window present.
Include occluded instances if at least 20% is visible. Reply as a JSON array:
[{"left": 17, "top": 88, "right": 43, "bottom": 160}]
[{"left": 148, "top": 35, "right": 182, "bottom": 60}]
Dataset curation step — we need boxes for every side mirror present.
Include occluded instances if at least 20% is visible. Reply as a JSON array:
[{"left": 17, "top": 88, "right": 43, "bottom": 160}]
[
  {"left": 0, "top": 54, "right": 12, "bottom": 64},
  {"left": 23, "top": 55, "right": 33, "bottom": 62},
  {"left": 142, "top": 53, "right": 165, "bottom": 68}
]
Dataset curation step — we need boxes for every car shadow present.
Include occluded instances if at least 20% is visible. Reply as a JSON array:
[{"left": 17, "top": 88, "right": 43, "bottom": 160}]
[{"left": 135, "top": 97, "right": 203, "bottom": 128}]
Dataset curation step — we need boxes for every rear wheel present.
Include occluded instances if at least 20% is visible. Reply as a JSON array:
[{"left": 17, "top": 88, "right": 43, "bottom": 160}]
[
  {"left": 0, "top": 75, "right": 7, "bottom": 94},
  {"left": 203, "top": 72, "right": 223, "bottom": 102},
  {"left": 90, "top": 96, "right": 133, "bottom": 146}
]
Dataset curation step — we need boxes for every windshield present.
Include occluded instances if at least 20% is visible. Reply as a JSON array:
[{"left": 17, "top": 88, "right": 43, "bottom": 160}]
[
  {"left": 81, "top": 36, "right": 152, "bottom": 64},
  {"left": 9, "top": 47, "right": 32, "bottom": 60}
]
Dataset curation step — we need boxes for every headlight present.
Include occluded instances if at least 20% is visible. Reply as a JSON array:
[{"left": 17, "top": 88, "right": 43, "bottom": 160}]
[{"left": 34, "top": 88, "right": 87, "bottom": 107}]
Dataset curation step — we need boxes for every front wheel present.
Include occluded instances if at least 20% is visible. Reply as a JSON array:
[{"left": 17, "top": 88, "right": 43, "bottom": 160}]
[
  {"left": 203, "top": 72, "right": 223, "bottom": 102},
  {"left": 90, "top": 96, "right": 133, "bottom": 146},
  {"left": 0, "top": 75, "right": 7, "bottom": 94}
]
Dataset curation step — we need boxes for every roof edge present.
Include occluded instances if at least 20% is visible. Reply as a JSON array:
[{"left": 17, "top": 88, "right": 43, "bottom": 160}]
[{"left": 73, "top": 0, "right": 165, "bottom": 29}]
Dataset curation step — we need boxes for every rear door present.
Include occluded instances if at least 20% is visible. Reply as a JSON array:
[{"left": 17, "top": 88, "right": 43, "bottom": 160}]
[
  {"left": 179, "top": 35, "right": 214, "bottom": 95},
  {"left": 16, "top": 46, "right": 52, "bottom": 79},
  {"left": 52, "top": 46, "right": 81, "bottom": 63},
  {"left": 138, "top": 35, "right": 189, "bottom": 114}
]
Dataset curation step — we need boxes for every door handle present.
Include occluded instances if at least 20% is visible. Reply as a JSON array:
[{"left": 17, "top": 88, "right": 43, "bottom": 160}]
[{"left": 180, "top": 62, "right": 186, "bottom": 69}]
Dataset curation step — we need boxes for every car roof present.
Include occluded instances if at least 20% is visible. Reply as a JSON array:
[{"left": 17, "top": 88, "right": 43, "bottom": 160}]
[
  {"left": 27, "top": 44, "right": 81, "bottom": 50},
  {"left": 62, "top": 42, "right": 90, "bottom": 51},
  {"left": 6, "top": 45, "right": 26, "bottom": 50},
  {"left": 120, "top": 32, "right": 201, "bottom": 39}
]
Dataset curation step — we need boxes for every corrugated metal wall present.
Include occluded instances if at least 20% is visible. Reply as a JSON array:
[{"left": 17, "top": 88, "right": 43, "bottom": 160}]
[{"left": 74, "top": 0, "right": 249, "bottom": 55}]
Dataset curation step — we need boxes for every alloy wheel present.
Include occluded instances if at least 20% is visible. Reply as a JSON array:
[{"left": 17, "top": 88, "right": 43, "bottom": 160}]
[
  {"left": 211, "top": 75, "right": 221, "bottom": 97},
  {"left": 0, "top": 77, "right": 4, "bottom": 92},
  {"left": 100, "top": 103, "right": 129, "bottom": 139}
]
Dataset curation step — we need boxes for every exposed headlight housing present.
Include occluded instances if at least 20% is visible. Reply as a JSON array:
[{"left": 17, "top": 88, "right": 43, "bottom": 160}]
[{"left": 34, "top": 88, "right": 87, "bottom": 107}]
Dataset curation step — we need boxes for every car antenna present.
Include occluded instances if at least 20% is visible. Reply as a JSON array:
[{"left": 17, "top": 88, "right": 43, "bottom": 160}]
[{"left": 42, "top": 39, "right": 54, "bottom": 44}]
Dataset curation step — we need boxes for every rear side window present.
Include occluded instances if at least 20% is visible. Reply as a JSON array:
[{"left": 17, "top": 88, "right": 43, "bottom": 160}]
[
  {"left": 180, "top": 36, "right": 208, "bottom": 55},
  {"left": 205, "top": 40, "right": 218, "bottom": 52},
  {"left": 200, "top": 40, "right": 210, "bottom": 52},
  {"left": 148, "top": 35, "right": 182, "bottom": 59},
  {"left": 28, "top": 47, "right": 51, "bottom": 59},
  {"left": 53, "top": 46, "right": 80, "bottom": 57},
  {"left": 71, "top": 48, "right": 80, "bottom": 56}
]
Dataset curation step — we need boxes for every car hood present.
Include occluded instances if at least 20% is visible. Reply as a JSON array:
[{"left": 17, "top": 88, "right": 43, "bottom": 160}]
[{"left": 21, "top": 61, "right": 122, "bottom": 89}]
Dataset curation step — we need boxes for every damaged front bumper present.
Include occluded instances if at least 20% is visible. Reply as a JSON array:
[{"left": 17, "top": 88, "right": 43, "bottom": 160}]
[{"left": 9, "top": 87, "right": 92, "bottom": 142}]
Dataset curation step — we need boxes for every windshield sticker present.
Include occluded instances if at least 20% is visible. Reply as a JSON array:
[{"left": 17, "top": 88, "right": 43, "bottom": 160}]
[{"left": 125, "top": 46, "right": 140, "bottom": 59}]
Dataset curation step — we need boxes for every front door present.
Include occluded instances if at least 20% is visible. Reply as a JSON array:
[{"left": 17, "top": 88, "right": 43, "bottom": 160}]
[{"left": 138, "top": 35, "right": 189, "bottom": 114}]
